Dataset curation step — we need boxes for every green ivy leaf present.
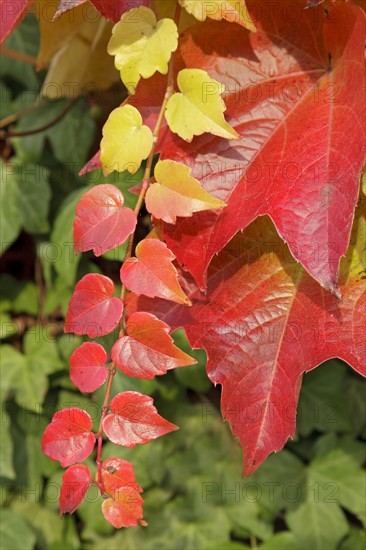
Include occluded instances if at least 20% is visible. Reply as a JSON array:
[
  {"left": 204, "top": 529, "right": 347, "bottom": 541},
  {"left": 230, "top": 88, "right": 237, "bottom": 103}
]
[{"left": 0, "top": 510, "right": 36, "bottom": 550}]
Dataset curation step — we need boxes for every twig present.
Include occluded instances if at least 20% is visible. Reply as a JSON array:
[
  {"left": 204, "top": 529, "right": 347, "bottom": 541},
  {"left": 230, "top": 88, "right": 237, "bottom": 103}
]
[
  {"left": 0, "top": 99, "right": 78, "bottom": 139},
  {"left": 0, "top": 46, "right": 38, "bottom": 66},
  {"left": 94, "top": 0, "right": 181, "bottom": 496}
]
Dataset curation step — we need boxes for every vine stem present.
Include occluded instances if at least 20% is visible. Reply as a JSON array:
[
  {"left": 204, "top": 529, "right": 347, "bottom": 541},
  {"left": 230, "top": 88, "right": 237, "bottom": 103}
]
[
  {"left": 0, "top": 99, "right": 78, "bottom": 139},
  {"left": 94, "top": 1, "right": 181, "bottom": 495}
]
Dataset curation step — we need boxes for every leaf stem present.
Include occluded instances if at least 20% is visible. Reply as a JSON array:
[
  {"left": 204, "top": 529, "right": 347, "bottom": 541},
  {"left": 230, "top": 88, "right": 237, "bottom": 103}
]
[
  {"left": 94, "top": 2, "right": 181, "bottom": 495},
  {"left": 0, "top": 99, "right": 78, "bottom": 139}
]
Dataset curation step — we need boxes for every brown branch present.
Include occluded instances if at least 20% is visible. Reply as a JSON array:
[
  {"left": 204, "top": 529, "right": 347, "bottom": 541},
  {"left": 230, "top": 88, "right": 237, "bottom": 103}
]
[
  {"left": 0, "top": 47, "right": 38, "bottom": 66},
  {"left": 0, "top": 99, "right": 78, "bottom": 139}
]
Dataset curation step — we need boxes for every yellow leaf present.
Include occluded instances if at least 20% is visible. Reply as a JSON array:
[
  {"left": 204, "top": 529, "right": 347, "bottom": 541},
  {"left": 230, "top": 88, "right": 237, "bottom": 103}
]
[
  {"left": 108, "top": 6, "right": 178, "bottom": 94},
  {"left": 178, "top": 0, "right": 256, "bottom": 31},
  {"left": 151, "top": 0, "right": 196, "bottom": 32},
  {"left": 165, "top": 69, "right": 239, "bottom": 142},
  {"left": 100, "top": 105, "right": 153, "bottom": 175},
  {"left": 146, "top": 160, "right": 226, "bottom": 223},
  {"left": 38, "top": 3, "right": 119, "bottom": 98}
]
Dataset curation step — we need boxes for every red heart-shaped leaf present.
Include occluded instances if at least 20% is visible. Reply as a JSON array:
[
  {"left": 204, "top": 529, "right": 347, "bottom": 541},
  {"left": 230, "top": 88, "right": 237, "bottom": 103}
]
[
  {"left": 70, "top": 342, "right": 109, "bottom": 393},
  {"left": 42, "top": 408, "right": 95, "bottom": 467},
  {"left": 120, "top": 239, "right": 190, "bottom": 305},
  {"left": 101, "top": 457, "right": 141, "bottom": 497},
  {"left": 102, "top": 487, "right": 145, "bottom": 528},
  {"left": 74, "top": 184, "right": 137, "bottom": 257},
  {"left": 102, "top": 391, "right": 178, "bottom": 447},
  {"left": 65, "top": 274, "right": 123, "bottom": 338},
  {"left": 112, "top": 312, "right": 196, "bottom": 378},
  {"left": 60, "top": 464, "right": 92, "bottom": 515}
]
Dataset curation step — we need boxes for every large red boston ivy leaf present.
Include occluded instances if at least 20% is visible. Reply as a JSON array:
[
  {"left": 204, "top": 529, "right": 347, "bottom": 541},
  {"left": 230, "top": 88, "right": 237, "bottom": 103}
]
[
  {"left": 55, "top": 0, "right": 149, "bottom": 21},
  {"left": 126, "top": 194, "right": 366, "bottom": 474},
  {"left": 102, "top": 391, "right": 178, "bottom": 446},
  {"left": 42, "top": 408, "right": 96, "bottom": 467},
  {"left": 120, "top": 239, "right": 191, "bottom": 305},
  {"left": 112, "top": 312, "right": 197, "bottom": 378},
  {"left": 70, "top": 342, "right": 109, "bottom": 393},
  {"left": 0, "top": 0, "right": 34, "bottom": 45},
  {"left": 132, "top": 0, "right": 366, "bottom": 294},
  {"left": 74, "top": 184, "right": 137, "bottom": 257},
  {"left": 65, "top": 274, "right": 123, "bottom": 338},
  {"left": 60, "top": 464, "right": 92, "bottom": 515}
]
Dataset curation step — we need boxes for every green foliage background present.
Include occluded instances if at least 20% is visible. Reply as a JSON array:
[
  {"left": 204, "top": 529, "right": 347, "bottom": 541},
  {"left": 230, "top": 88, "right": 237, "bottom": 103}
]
[{"left": 0, "top": 16, "right": 365, "bottom": 550}]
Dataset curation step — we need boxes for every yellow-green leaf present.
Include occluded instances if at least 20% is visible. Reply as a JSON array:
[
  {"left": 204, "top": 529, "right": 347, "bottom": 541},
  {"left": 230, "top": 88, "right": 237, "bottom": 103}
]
[
  {"left": 178, "top": 0, "right": 256, "bottom": 31},
  {"left": 146, "top": 160, "right": 226, "bottom": 223},
  {"left": 100, "top": 105, "right": 153, "bottom": 175},
  {"left": 108, "top": 6, "right": 178, "bottom": 94},
  {"left": 165, "top": 69, "right": 239, "bottom": 142}
]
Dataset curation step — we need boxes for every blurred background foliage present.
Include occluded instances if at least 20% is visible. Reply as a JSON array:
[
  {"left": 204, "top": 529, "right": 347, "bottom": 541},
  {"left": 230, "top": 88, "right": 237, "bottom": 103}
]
[{"left": 0, "top": 13, "right": 365, "bottom": 550}]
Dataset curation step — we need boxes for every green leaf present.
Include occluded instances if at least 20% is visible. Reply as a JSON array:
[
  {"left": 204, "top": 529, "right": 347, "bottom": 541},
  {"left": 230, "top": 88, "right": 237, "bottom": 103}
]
[
  {"left": 15, "top": 99, "right": 96, "bottom": 167},
  {"left": 0, "top": 274, "right": 39, "bottom": 315},
  {"left": 309, "top": 448, "right": 366, "bottom": 525},
  {"left": 251, "top": 450, "right": 306, "bottom": 513},
  {"left": 172, "top": 329, "right": 211, "bottom": 393},
  {"left": 0, "top": 161, "right": 21, "bottom": 253},
  {"left": 340, "top": 528, "right": 366, "bottom": 550},
  {"left": 0, "top": 15, "right": 40, "bottom": 89},
  {"left": 0, "top": 409, "right": 15, "bottom": 479},
  {"left": 286, "top": 500, "right": 349, "bottom": 550},
  {"left": 0, "top": 313, "right": 17, "bottom": 340},
  {"left": 297, "top": 360, "right": 353, "bottom": 436},
  {"left": 259, "top": 532, "right": 299, "bottom": 549},
  {"left": 0, "top": 159, "right": 51, "bottom": 244},
  {"left": 0, "top": 345, "right": 26, "bottom": 403},
  {"left": 0, "top": 510, "right": 36, "bottom": 550}
]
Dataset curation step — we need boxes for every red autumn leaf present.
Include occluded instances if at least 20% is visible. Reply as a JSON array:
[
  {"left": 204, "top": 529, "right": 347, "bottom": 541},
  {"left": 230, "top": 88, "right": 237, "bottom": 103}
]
[
  {"left": 131, "top": 1, "right": 366, "bottom": 294},
  {"left": 112, "top": 312, "right": 197, "bottom": 378},
  {"left": 70, "top": 342, "right": 109, "bottom": 393},
  {"left": 102, "top": 391, "right": 178, "bottom": 446},
  {"left": 74, "top": 184, "right": 137, "bottom": 257},
  {"left": 126, "top": 197, "right": 365, "bottom": 474},
  {"left": 64, "top": 274, "right": 123, "bottom": 338},
  {"left": 59, "top": 464, "right": 92, "bottom": 515},
  {"left": 120, "top": 239, "right": 191, "bottom": 305},
  {"left": 42, "top": 408, "right": 95, "bottom": 467},
  {"left": 101, "top": 457, "right": 142, "bottom": 496},
  {"left": 102, "top": 486, "right": 144, "bottom": 528},
  {"left": 0, "top": 0, "right": 34, "bottom": 45},
  {"left": 55, "top": 0, "right": 149, "bottom": 21}
]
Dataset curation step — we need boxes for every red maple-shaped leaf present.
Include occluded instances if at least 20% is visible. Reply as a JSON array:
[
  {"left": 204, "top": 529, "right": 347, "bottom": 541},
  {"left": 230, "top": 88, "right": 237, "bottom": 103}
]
[
  {"left": 65, "top": 274, "right": 123, "bottom": 338},
  {"left": 126, "top": 197, "right": 366, "bottom": 474},
  {"left": 101, "top": 457, "right": 141, "bottom": 496},
  {"left": 120, "top": 239, "right": 191, "bottom": 305},
  {"left": 0, "top": 0, "right": 34, "bottom": 45},
  {"left": 102, "top": 486, "right": 145, "bottom": 529},
  {"left": 70, "top": 342, "right": 109, "bottom": 393},
  {"left": 112, "top": 312, "right": 197, "bottom": 378},
  {"left": 102, "top": 391, "right": 178, "bottom": 446},
  {"left": 42, "top": 408, "right": 95, "bottom": 467},
  {"left": 131, "top": 1, "right": 366, "bottom": 294},
  {"left": 60, "top": 464, "right": 92, "bottom": 515},
  {"left": 74, "top": 184, "right": 137, "bottom": 257},
  {"left": 55, "top": 0, "right": 149, "bottom": 21}
]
